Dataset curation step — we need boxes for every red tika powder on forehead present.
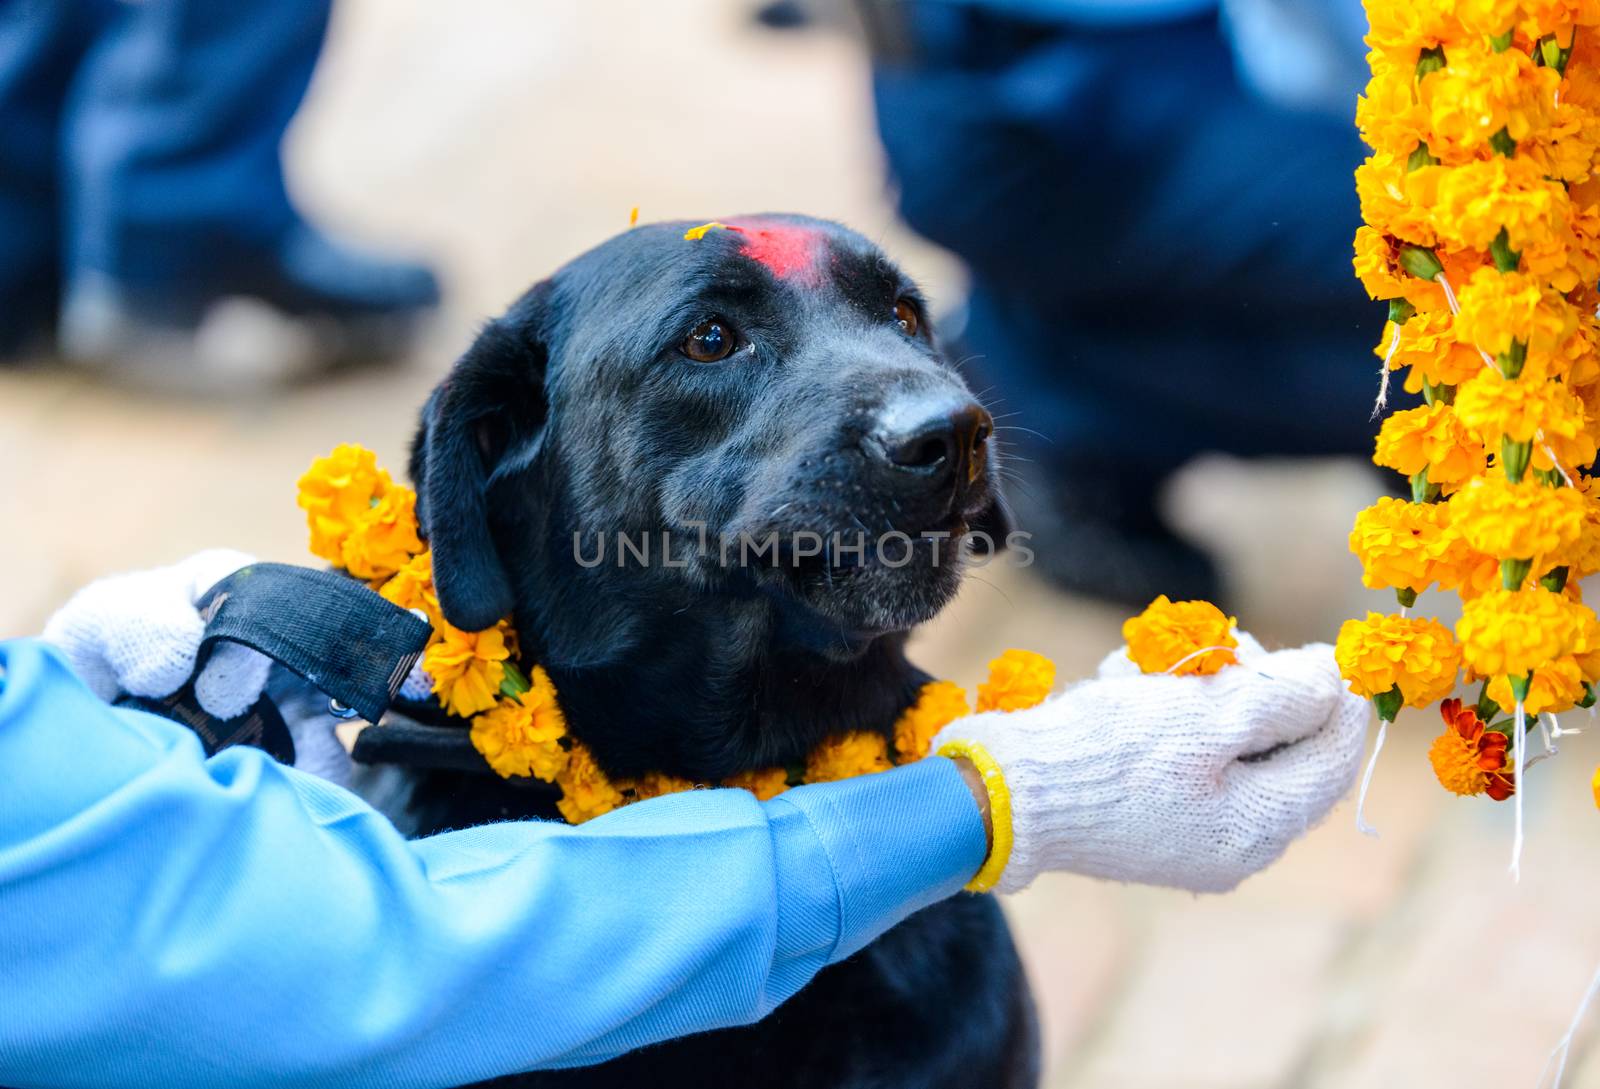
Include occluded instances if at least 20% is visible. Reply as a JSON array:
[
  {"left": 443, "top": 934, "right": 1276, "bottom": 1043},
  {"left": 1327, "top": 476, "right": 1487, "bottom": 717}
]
[{"left": 732, "top": 221, "right": 825, "bottom": 285}]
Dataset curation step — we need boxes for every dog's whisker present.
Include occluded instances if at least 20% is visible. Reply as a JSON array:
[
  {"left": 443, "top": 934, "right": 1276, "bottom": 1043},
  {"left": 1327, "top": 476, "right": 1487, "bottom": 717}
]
[
  {"left": 963, "top": 572, "right": 1015, "bottom": 610},
  {"left": 992, "top": 425, "right": 1051, "bottom": 442},
  {"left": 998, "top": 479, "right": 1041, "bottom": 505},
  {"left": 990, "top": 441, "right": 1017, "bottom": 457}
]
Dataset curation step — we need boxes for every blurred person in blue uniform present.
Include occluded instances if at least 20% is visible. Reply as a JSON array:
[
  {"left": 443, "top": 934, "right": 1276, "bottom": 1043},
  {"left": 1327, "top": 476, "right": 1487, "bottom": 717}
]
[
  {"left": 868, "top": 0, "right": 1378, "bottom": 605},
  {"left": 0, "top": 0, "right": 438, "bottom": 386}
]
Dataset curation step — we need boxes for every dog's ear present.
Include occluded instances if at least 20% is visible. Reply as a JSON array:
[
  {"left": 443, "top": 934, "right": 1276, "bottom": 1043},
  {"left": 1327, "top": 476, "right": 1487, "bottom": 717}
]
[{"left": 412, "top": 289, "right": 552, "bottom": 632}]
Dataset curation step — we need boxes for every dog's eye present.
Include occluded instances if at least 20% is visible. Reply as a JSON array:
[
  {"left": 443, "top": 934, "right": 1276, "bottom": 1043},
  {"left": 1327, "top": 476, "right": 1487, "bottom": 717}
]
[
  {"left": 893, "top": 298, "right": 920, "bottom": 337},
  {"left": 682, "top": 319, "right": 736, "bottom": 363}
]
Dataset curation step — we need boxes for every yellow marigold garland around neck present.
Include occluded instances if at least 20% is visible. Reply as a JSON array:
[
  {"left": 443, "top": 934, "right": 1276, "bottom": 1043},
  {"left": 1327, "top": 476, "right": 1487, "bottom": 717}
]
[
  {"left": 295, "top": 443, "right": 1058, "bottom": 824},
  {"left": 1343, "top": 0, "right": 1600, "bottom": 883}
]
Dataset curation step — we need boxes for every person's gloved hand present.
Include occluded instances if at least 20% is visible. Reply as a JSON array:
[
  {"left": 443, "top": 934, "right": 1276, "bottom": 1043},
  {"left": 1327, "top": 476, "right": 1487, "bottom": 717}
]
[
  {"left": 934, "top": 636, "right": 1368, "bottom": 895},
  {"left": 41, "top": 550, "right": 274, "bottom": 720}
]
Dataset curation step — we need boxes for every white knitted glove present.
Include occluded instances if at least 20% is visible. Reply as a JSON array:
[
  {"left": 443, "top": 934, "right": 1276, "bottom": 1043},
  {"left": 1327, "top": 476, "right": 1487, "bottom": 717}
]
[
  {"left": 42, "top": 550, "right": 273, "bottom": 721},
  {"left": 934, "top": 638, "right": 1368, "bottom": 895}
]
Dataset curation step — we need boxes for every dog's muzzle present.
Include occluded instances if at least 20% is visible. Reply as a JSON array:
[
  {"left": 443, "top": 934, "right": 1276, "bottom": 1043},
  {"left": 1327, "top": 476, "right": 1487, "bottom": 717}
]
[{"left": 865, "top": 393, "right": 992, "bottom": 496}]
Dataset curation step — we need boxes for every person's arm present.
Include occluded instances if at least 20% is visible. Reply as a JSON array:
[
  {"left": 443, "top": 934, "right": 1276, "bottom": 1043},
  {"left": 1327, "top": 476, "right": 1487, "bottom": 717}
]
[
  {"left": 0, "top": 639, "right": 987, "bottom": 1089},
  {"left": 22, "top": 552, "right": 1369, "bottom": 1087}
]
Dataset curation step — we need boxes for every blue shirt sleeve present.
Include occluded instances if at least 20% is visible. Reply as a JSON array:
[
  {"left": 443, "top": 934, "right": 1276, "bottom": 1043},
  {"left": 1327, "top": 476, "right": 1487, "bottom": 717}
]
[{"left": 0, "top": 639, "right": 987, "bottom": 1088}]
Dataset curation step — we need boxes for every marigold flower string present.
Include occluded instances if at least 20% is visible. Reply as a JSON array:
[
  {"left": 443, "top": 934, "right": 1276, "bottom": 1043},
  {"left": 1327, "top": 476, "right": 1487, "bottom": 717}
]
[
  {"left": 1348, "top": 0, "right": 1600, "bottom": 885},
  {"left": 295, "top": 444, "right": 1059, "bottom": 823}
]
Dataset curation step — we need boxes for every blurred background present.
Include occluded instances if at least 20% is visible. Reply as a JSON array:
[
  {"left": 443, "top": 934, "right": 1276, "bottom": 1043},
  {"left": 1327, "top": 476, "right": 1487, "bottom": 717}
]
[{"left": 3, "top": 0, "right": 1600, "bottom": 1085}]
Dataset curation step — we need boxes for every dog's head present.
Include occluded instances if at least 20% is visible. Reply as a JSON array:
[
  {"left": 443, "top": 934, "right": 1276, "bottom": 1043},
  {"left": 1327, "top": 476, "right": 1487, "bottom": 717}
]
[{"left": 413, "top": 214, "right": 1008, "bottom": 662}]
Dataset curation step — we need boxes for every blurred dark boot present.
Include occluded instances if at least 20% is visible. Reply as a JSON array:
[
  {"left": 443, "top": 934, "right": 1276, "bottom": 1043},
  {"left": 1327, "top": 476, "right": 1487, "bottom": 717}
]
[
  {"left": 1004, "top": 451, "right": 1223, "bottom": 609},
  {"left": 59, "top": 223, "right": 439, "bottom": 391}
]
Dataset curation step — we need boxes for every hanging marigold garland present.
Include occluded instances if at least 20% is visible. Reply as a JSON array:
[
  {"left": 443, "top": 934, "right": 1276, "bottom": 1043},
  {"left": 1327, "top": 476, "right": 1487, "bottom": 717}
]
[
  {"left": 295, "top": 443, "right": 1057, "bottom": 823},
  {"left": 1342, "top": 0, "right": 1600, "bottom": 876}
]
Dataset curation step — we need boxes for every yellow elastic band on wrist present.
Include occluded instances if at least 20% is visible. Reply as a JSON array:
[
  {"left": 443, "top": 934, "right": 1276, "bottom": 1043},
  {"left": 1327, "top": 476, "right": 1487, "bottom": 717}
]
[{"left": 937, "top": 739, "right": 1013, "bottom": 893}]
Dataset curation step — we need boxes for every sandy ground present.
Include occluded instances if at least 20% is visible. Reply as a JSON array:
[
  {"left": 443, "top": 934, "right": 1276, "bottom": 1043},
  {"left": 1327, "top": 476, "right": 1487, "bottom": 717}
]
[{"left": 5, "top": 2, "right": 1600, "bottom": 1085}]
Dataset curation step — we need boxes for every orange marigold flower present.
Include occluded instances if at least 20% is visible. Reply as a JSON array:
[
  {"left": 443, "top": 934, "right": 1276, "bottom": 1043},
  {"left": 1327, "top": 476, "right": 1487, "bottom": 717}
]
[
  {"left": 1354, "top": 225, "right": 1416, "bottom": 299},
  {"left": 1569, "top": 30, "right": 1600, "bottom": 111},
  {"left": 424, "top": 622, "right": 511, "bottom": 718},
  {"left": 1364, "top": 2, "right": 1461, "bottom": 66},
  {"left": 1422, "top": 45, "right": 1560, "bottom": 155},
  {"left": 722, "top": 767, "right": 791, "bottom": 801},
  {"left": 1428, "top": 698, "right": 1515, "bottom": 800},
  {"left": 1570, "top": 609, "right": 1600, "bottom": 683},
  {"left": 1451, "top": 0, "right": 1525, "bottom": 37},
  {"left": 1335, "top": 612, "right": 1461, "bottom": 706},
  {"left": 1486, "top": 656, "right": 1586, "bottom": 715},
  {"left": 1549, "top": 318, "right": 1600, "bottom": 388},
  {"left": 1454, "top": 370, "right": 1589, "bottom": 446},
  {"left": 1380, "top": 308, "right": 1490, "bottom": 393},
  {"left": 1350, "top": 496, "right": 1452, "bottom": 594},
  {"left": 379, "top": 550, "right": 441, "bottom": 626},
  {"left": 1531, "top": 402, "right": 1600, "bottom": 477},
  {"left": 1447, "top": 476, "right": 1588, "bottom": 567},
  {"left": 1528, "top": 98, "right": 1600, "bottom": 187},
  {"left": 555, "top": 742, "right": 624, "bottom": 824},
  {"left": 1565, "top": 480, "right": 1600, "bottom": 579},
  {"left": 1373, "top": 403, "right": 1487, "bottom": 491},
  {"left": 1431, "top": 532, "right": 1504, "bottom": 600},
  {"left": 894, "top": 680, "right": 971, "bottom": 761},
  {"left": 1356, "top": 157, "right": 1441, "bottom": 252},
  {"left": 1534, "top": 0, "right": 1600, "bottom": 31},
  {"left": 1578, "top": 379, "right": 1600, "bottom": 449},
  {"left": 296, "top": 444, "right": 392, "bottom": 566},
  {"left": 340, "top": 485, "right": 424, "bottom": 581},
  {"left": 804, "top": 731, "right": 892, "bottom": 783},
  {"left": 469, "top": 665, "right": 568, "bottom": 781},
  {"left": 1456, "top": 587, "right": 1595, "bottom": 679},
  {"left": 1452, "top": 268, "right": 1577, "bottom": 358},
  {"left": 1433, "top": 155, "right": 1568, "bottom": 254},
  {"left": 1356, "top": 58, "right": 1430, "bottom": 155},
  {"left": 1122, "top": 595, "right": 1239, "bottom": 676},
  {"left": 1521, "top": 219, "right": 1596, "bottom": 296},
  {"left": 621, "top": 771, "right": 701, "bottom": 802},
  {"left": 976, "top": 650, "right": 1056, "bottom": 713}
]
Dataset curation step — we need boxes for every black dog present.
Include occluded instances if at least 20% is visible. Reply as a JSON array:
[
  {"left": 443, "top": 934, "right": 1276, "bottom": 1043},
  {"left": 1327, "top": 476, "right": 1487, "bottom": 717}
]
[{"left": 381, "top": 215, "right": 1037, "bottom": 1089}]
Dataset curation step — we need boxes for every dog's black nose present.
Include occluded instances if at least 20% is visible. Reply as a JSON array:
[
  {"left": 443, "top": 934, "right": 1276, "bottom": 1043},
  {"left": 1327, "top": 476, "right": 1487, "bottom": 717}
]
[{"left": 871, "top": 398, "right": 992, "bottom": 485}]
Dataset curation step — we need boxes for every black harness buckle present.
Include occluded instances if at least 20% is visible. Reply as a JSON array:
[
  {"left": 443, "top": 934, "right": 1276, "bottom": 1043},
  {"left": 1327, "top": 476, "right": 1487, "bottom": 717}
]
[{"left": 117, "top": 563, "right": 432, "bottom": 763}]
